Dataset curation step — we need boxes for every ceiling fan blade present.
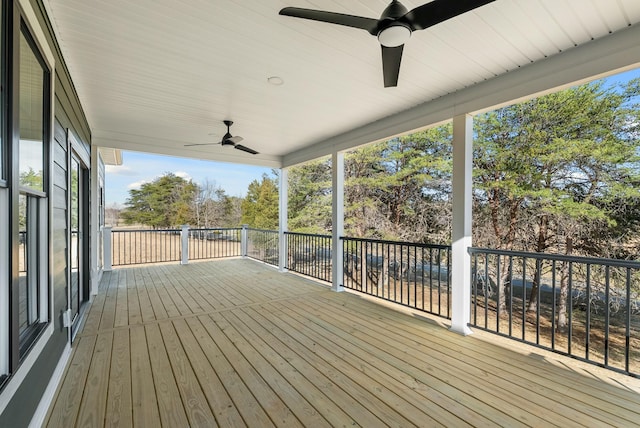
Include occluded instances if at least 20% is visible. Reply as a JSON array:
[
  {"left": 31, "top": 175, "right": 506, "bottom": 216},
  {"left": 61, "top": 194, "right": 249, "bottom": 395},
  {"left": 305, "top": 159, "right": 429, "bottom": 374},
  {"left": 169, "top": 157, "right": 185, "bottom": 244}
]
[
  {"left": 280, "top": 7, "right": 379, "bottom": 35},
  {"left": 234, "top": 144, "right": 259, "bottom": 155},
  {"left": 382, "top": 45, "right": 403, "bottom": 88},
  {"left": 184, "top": 142, "right": 217, "bottom": 147},
  {"left": 225, "top": 135, "right": 244, "bottom": 144},
  {"left": 404, "top": 0, "right": 495, "bottom": 31}
]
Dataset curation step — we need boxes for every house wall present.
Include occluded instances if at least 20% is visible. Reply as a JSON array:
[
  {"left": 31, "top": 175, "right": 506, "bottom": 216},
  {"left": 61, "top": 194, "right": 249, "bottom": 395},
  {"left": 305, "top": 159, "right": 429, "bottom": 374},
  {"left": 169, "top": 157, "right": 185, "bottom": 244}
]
[{"left": 0, "top": 0, "right": 94, "bottom": 425}]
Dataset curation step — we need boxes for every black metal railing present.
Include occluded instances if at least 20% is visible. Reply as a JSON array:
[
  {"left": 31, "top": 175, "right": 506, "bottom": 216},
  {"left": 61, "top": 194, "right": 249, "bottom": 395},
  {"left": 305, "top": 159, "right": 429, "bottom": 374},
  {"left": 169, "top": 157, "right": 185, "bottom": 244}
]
[
  {"left": 342, "top": 237, "right": 452, "bottom": 318},
  {"left": 469, "top": 247, "right": 640, "bottom": 377},
  {"left": 246, "top": 228, "right": 279, "bottom": 267},
  {"left": 111, "top": 228, "right": 182, "bottom": 266},
  {"left": 189, "top": 228, "right": 242, "bottom": 260},
  {"left": 285, "top": 232, "right": 332, "bottom": 282}
]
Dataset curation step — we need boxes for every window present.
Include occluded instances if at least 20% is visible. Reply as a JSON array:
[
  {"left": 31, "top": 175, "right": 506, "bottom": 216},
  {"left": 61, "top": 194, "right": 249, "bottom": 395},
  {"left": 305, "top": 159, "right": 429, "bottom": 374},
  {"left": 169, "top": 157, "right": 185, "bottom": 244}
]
[
  {"left": 14, "top": 21, "right": 49, "bottom": 361},
  {"left": 17, "top": 193, "right": 45, "bottom": 355},
  {"left": 0, "top": 0, "right": 8, "bottom": 389},
  {"left": 18, "top": 29, "right": 45, "bottom": 192},
  {"left": 1, "top": 3, "right": 52, "bottom": 395}
]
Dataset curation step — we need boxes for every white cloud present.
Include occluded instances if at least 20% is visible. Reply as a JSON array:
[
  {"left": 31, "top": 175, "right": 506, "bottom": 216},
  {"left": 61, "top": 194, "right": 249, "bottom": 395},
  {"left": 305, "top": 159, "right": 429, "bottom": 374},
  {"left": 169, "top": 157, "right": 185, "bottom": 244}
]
[
  {"left": 125, "top": 171, "right": 191, "bottom": 191},
  {"left": 127, "top": 180, "right": 149, "bottom": 190},
  {"left": 174, "top": 171, "right": 192, "bottom": 180},
  {"left": 105, "top": 165, "right": 138, "bottom": 176}
]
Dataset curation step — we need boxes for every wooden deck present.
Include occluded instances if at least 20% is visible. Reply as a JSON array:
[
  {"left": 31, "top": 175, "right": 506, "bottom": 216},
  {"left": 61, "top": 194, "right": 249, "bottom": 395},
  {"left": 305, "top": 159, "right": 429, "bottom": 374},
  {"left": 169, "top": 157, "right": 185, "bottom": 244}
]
[{"left": 45, "top": 259, "right": 640, "bottom": 427}]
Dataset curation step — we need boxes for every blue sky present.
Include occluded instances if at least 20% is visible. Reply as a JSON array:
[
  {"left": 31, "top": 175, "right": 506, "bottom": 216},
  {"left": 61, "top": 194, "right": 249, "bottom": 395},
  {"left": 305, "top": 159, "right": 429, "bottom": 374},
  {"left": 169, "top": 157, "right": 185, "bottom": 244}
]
[
  {"left": 105, "top": 68, "right": 640, "bottom": 207},
  {"left": 105, "top": 151, "right": 274, "bottom": 206}
]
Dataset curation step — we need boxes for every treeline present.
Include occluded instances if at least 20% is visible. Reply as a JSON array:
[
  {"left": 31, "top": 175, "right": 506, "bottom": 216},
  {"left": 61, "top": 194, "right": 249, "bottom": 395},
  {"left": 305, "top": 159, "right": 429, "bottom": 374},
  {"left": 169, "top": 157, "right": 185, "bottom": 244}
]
[
  {"left": 120, "top": 77, "right": 640, "bottom": 262},
  {"left": 118, "top": 170, "right": 281, "bottom": 229},
  {"left": 120, "top": 173, "right": 243, "bottom": 228}
]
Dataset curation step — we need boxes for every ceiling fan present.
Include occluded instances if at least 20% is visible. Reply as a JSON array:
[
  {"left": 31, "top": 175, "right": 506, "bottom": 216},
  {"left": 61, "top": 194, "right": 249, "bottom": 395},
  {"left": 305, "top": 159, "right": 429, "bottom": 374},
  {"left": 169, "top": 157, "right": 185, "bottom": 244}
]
[
  {"left": 184, "top": 120, "right": 259, "bottom": 154},
  {"left": 280, "top": 0, "right": 495, "bottom": 87}
]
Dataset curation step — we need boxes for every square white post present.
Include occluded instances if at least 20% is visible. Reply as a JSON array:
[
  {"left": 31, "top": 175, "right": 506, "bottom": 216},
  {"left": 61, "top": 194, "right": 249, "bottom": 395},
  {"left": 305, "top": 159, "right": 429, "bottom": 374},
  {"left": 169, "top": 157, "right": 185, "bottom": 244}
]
[
  {"left": 450, "top": 114, "right": 474, "bottom": 336},
  {"left": 103, "top": 226, "right": 113, "bottom": 271},
  {"left": 90, "top": 145, "right": 100, "bottom": 296},
  {"left": 331, "top": 152, "right": 345, "bottom": 292},
  {"left": 241, "top": 225, "right": 248, "bottom": 258},
  {"left": 180, "top": 225, "right": 189, "bottom": 265},
  {"left": 279, "top": 168, "right": 288, "bottom": 272}
]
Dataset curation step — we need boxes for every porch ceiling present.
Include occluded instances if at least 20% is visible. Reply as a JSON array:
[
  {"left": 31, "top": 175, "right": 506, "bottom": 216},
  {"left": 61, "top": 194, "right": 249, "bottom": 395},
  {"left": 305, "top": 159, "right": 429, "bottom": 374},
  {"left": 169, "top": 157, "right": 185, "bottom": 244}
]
[{"left": 43, "top": 0, "right": 640, "bottom": 168}]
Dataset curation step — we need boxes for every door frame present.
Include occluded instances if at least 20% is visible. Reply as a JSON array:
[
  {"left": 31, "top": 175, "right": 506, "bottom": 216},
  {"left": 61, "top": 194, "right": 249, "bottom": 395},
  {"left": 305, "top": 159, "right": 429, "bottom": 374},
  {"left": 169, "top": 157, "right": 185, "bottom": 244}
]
[{"left": 67, "top": 130, "right": 90, "bottom": 342}]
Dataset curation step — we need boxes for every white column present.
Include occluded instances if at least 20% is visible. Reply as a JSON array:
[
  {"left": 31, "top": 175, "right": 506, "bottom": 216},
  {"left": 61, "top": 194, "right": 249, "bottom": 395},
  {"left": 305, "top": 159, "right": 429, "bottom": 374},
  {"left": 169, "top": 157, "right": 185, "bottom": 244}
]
[
  {"left": 331, "top": 152, "right": 345, "bottom": 292},
  {"left": 279, "top": 168, "right": 288, "bottom": 272},
  {"left": 90, "top": 146, "right": 99, "bottom": 295},
  {"left": 241, "top": 225, "right": 248, "bottom": 258},
  {"left": 180, "top": 225, "right": 189, "bottom": 265},
  {"left": 104, "top": 226, "right": 113, "bottom": 271},
  {"left": 450, "top": 114, "right": 474, "bottom": 336}
]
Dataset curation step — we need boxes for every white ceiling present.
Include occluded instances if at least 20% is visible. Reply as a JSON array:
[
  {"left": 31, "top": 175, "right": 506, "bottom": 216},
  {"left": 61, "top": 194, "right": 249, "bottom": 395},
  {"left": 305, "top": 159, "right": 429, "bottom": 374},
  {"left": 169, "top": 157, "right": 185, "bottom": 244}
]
[{"left": 43, "top": 0, "right": 640, "bottom": 168}]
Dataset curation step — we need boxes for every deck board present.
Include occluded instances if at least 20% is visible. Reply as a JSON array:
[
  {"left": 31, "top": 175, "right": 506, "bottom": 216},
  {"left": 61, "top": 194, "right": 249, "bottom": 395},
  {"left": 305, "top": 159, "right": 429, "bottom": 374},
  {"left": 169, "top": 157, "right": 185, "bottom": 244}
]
[
  {"left": 76, "top": 332, "right": 112, "bottom": 428},
  {"left": 129, "top": 325, "right": 161, "bottom": 427},
  {"left": 46, "top": 335, "right": 97, "bottom": 427},
  {"left": 105, "top": 328, "right": 133, "bottom": 428},
  {"left": 45, "top": 259, "right": 640, "bottom": 427}
]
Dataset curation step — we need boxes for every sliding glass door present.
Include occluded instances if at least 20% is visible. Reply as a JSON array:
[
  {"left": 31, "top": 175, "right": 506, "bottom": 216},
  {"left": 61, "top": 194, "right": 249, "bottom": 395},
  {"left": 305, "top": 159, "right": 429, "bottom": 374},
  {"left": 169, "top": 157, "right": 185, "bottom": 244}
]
[{"left": 69, "top": 153, "right": 88, "bottom": 338}]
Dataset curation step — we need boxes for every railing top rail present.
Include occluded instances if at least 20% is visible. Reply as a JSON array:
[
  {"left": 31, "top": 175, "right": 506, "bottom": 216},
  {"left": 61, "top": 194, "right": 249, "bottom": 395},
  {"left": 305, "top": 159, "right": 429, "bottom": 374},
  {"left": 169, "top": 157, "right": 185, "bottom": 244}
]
[
  {"left": 246, "top": 228, "right": 279, "bottom": 233},
  {"left": 111, "top": 228, "right": 180, "bottom": 233},
  {"left": 341, "top": 236, "right": 451, "bottom": 250},
  {"left": 190, "top": 227, "right": 242, "bottom": 231},
  {"left": 284, "top": 231, "right": 332, "bottom": 239},
  {"left": 469, "top": 247, "right": 640, "bottom": 269}
]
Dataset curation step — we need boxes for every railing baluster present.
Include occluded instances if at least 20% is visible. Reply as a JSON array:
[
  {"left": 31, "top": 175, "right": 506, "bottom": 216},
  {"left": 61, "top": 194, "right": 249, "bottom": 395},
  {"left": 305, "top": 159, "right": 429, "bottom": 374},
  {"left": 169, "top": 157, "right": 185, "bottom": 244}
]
[
  {"left": 509, "top": 255, "right": 513, "bottom": 338},
  {"left": 522, "top": 256, "right": 527, "bottom": 341},
  {"left": 625, "top": 267, "right": 631, "bottom": 374},
  {"left": 472, "top": 253, "right": 478, "bottom": 326},
  {"left": 496, "top": 254, "right": 501, "bottom": 333},
  {"left": 551, "top": 259, "right": 556, "bottom": 351},
  {"left": 605, "top": 265, "right": 610, "bottom": 367},
  {"left": 586, "top": 263, "right": 591, "bottom": 360},
  {"left": 484, "top": 252, "right": 490, "bottom": 329},
  {"left": 536, "top": 258, "right": 541, "bottom": 345},
  {"left": 568, "top": 261, "right": 573, "bottom": 356}
]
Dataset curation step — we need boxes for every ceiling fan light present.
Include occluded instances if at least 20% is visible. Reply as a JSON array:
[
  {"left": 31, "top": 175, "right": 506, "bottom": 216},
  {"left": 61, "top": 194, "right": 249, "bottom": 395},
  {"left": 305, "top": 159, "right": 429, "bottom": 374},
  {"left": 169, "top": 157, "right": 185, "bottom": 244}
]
[{"left": 377, "top": 24, "right": 411, "bottom": 47}]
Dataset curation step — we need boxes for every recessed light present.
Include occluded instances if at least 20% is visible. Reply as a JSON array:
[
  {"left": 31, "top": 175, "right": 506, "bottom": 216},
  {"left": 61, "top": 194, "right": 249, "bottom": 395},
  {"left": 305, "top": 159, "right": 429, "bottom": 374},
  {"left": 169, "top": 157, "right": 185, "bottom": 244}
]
[{"left": 267, "top": 76, "right": 284, "bottom": 86}]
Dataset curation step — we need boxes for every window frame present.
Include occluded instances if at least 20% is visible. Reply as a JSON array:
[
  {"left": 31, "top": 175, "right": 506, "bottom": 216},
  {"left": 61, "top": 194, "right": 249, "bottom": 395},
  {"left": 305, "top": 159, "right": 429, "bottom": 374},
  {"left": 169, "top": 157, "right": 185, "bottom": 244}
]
[
  {"left": 0, "top": 188, "right": 9, "bottom": 389},
  {"left": 0, "top": 0, "right": 7, "bottom": 188},
  {"left": 12, "top": 17, "right": 51, "bottom": 362},
  {"left": 0, "top": 0, "right": 8, "bottom": 391},
  {"left": 0, "top": 0, "right": 55, "bottom": 404}
]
